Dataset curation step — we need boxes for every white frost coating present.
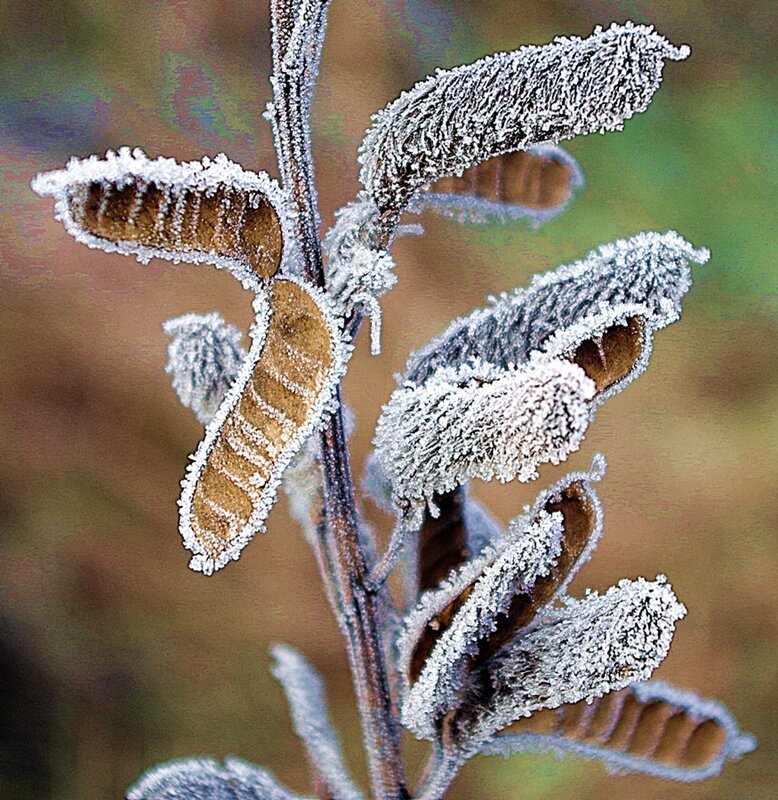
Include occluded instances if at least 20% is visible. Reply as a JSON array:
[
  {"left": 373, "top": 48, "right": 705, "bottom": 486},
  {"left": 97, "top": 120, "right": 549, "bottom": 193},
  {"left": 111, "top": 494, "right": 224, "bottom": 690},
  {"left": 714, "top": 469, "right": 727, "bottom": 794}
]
[
  {"left": 405, "top": 231, "right": 709, "bottom": 386},
  {"left": 459, "top": 577, "right": 686, "bottom": 754},
  {"left": 271, "top": 645, "right": 365, "bottom": 800},
  {"left": 179, "top": 277, "right": 352, "bottom": 575},
  {"left": 402, "top": 511, "right": 564, "bottom": 738},
  {"left": 374, "top": 358, "right": 596, "bottom": 504},
  {"left": 31, "top": 148, "right": 294, "bottom": 292},
  {"left": 324, "top": 196, "right": 397, "bottom": 354},
  {"left": 509, "top": 453, "right": 605, "bottom": 603},
  {"left": 359, "top": 22, "right": 689, "bottom": 210},
  {"left": 163, "top": 312, "right": 247, "bottom": 425},
  {"left": 409, "top": 144, "right": 585, "bottom": 226},
  {"left": 126, "top": 756, "right": 307, "bottom": 800}
]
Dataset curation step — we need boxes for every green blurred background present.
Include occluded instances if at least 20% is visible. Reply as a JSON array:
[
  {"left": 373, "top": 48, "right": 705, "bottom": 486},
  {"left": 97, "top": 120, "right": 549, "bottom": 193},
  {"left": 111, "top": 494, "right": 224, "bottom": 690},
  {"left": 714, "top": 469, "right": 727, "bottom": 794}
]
[{"left": 1, "top": 1, "right": 776, "bottom": 798}]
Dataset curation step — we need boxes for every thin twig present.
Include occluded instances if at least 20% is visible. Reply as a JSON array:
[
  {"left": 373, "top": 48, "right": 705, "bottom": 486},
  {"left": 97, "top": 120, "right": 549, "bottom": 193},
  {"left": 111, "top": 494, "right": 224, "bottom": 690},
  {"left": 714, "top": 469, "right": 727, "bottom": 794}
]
[{"left": 269, "top": 3, "right": 408, "bottom": 797}]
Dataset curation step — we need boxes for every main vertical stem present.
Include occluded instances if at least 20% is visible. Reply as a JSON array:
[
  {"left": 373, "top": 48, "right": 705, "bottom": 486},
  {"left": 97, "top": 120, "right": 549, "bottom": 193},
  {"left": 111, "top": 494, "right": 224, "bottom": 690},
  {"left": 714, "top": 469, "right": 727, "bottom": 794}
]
[{"left": 269, "top": 4, "right": 408, "bottom": 798}]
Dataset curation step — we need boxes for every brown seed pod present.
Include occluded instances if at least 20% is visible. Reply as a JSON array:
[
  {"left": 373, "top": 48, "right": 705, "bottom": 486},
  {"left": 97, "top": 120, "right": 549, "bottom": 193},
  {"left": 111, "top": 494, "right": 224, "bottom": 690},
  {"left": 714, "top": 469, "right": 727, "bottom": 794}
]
[
  {"left": 420, "top": 146, "right": 583, "bottom": 223},
  {"left": 180, "top": 278, "right": 344, "bottom": 575},
  {"left": 32, "top": 149, "right": 288, "bottom": 286},
  {"left": 407, "top": 465, "right": 602, "bottom": 684},
  {"left": 489, "top": 681, "right": 755, "bottom": 780}
]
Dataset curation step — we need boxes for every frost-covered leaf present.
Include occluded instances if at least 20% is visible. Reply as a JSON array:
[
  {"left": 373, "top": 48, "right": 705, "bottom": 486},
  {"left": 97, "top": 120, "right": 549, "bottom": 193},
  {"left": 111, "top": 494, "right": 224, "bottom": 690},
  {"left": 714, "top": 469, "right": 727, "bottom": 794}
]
[
  {"left": 126, "top": 757, "right": 307, "bottom": 800},
  {"left": 484, "top": 681, "right": 756, "bottom": 783},
  {"left": 405, "top": 231, "right": 709, "bottom": 386},
  {"left": 271, "top": 644, "right": 365, "bottom": 800},
  {"left": 412, "top": 144, "right": 583, "bottom": 225},
  {"left": 397, "top": 461, "right": 603, "bottom": 739},
  {"left": 454, "top": 576, "right": 686, "bottom": 755},
  {"left": 360, "top": 22, "right": 689, "bottom": 211},
  {"left": 32, "top": 148, "right": 291, "bottom": 290},
  {"left": 374, "top": 358, "right": 595, "bottom": 504},
  {"left": 179, "top": 279, "right": 350, "bottom": 575},
  {"left": 164, "top": 313, "right": 247, "bottom": 425}
]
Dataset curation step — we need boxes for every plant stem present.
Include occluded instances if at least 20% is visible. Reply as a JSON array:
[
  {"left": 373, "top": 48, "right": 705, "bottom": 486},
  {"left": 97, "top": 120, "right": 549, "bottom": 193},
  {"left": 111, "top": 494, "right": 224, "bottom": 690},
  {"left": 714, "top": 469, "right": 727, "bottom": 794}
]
[{"left": 269, "top": 3, "right": 408, "bottom": 797}]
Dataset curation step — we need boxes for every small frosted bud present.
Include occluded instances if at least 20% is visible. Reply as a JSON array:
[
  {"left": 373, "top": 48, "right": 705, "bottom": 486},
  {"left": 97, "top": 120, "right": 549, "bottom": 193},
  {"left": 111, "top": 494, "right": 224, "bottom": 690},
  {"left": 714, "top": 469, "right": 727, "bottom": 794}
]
[
  {"left": 163, "top": 312, "right": 246, "bottom": 425},
  {"left": 374, "top": 358, "right": 596, "bottom": 504},
  {"left": 360, "top": 22, "right": 690, "bottom": 211}
]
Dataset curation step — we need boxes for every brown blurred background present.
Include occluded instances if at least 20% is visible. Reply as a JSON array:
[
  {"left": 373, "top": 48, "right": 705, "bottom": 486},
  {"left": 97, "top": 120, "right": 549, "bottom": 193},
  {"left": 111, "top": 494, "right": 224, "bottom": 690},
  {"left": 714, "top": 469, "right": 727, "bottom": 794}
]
[{"left": 1, "top": 1, "right": 776, "bottom": 798}]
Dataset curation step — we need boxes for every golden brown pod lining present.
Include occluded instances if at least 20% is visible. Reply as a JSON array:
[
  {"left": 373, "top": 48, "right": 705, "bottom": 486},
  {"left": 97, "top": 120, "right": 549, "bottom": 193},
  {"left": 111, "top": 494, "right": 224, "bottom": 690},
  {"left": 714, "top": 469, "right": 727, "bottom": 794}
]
[
  {"left": 183, "top": 279, "right": 336, "bottom": 572},
  {"left": 73, "top": 179, "right": 283, "bottom": 278},
  {"left": 497, "top": 686, "right": 735, "bottom": 772},
  {"left": 570, "top": 316, "right": 645, "bottom": 393},
  {"left": 427, "top": 150, "right": 577, "bottom": 210}
]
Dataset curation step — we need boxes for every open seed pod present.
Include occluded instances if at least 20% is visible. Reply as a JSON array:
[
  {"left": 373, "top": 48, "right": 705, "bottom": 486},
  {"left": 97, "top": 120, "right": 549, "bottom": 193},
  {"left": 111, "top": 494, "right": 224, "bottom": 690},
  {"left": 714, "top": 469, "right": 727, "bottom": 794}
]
[
  {"left": 179, "top": 279, "right": 349, "bottom": 575},
  {"left": 413, "top": 144, "right": 583, "bottom": 225},
  {"left": 396, "top": 460, "right": 604, "bottom": 737},
  {"left": 483, "top": 681, "right": 756, "bottom": 782},
  {"left": 31, "top": 148, "right": 290, "bottom": 289}
]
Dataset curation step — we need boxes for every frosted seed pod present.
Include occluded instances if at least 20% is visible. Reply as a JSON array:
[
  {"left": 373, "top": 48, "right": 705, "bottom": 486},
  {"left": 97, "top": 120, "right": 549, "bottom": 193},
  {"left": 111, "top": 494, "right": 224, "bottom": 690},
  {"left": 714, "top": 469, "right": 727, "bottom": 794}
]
[
  {"left": 32, "top": 148, "right": 291, "bottom": 289},
  {"left": 179, "top": 279, "right": 348, "bottom": 575}
]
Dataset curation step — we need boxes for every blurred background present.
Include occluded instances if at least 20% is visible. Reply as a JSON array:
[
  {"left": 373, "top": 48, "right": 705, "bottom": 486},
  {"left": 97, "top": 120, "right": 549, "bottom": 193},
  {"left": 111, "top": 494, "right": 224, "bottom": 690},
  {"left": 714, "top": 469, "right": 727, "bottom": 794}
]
[{"left": 1, "top": 1, "right": 776, "bottom": 798}]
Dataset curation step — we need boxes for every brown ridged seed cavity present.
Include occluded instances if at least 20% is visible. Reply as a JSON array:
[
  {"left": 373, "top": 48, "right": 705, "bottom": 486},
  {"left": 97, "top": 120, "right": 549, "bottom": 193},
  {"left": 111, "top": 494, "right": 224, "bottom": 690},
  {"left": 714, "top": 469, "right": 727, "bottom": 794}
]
[
  {"left": 409, "top": 479, "right": 597, "bottom": 683},
  {"left": 570, "top": 316, "right": 645, "bottom": 393},
  {"left": 71, "top": 175, "right": 284, "bottom": 278},
  {"left": 187, "top": 280, "right": 334, "bottom": 565},
  {"left": 427, "top": 150, "right": 576, "bottom": 210},
  {"left": 498, "top": 687, "right": 731, "bottom": 771}
]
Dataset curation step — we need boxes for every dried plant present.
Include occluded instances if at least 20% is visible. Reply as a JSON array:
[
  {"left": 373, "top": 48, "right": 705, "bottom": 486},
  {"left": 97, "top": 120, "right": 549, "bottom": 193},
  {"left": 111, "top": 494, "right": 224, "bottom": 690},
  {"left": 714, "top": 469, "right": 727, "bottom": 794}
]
[{"left": 31, "top": 5, "right": 754, "bottom": 799}]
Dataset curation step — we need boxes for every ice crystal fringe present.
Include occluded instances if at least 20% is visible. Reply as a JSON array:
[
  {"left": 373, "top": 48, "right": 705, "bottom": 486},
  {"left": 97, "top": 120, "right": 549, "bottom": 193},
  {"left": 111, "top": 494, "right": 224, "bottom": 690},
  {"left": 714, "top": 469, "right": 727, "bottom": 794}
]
[
  {"left": 359, "top": 22, "right": 689, "bottom": 212},
  {"left": 271, "top": 644, "right": 365, "bottom": 800},
  {"left": 374, "top": 358, "right": 595, "bottom": 504},
  {"left": 126, "top": 757, "right": 306, "bottom": 800},
  {"left": 410, "top": 144, "right": 584, "bottom": 226},
  {"left": 31, "top": 148, "right": 294, "bottom": 292},
  {"left": 179, "top": 278, "right": 352, "bottom": 575},
  {"left": 163, "top": 313, "right": 247, "bottom": 425},
  {"left": 402, "top": 511, "right": 565, "bottom": 738},
  {"left": 405, "top": 231, "right": 709, "bottom": 386},
  {"left": 483, "top": 680, "right": 756, "bottom": 783},
  {"left": 455, "top": 577, "right": 686, "bottom": 755}
]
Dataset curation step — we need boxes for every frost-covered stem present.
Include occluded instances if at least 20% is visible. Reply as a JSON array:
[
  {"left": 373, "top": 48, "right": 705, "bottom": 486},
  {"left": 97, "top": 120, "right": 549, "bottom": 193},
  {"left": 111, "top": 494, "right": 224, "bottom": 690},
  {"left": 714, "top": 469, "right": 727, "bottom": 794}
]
[{"left": 270, "top": 4, "right": 408, "bottom": 798}]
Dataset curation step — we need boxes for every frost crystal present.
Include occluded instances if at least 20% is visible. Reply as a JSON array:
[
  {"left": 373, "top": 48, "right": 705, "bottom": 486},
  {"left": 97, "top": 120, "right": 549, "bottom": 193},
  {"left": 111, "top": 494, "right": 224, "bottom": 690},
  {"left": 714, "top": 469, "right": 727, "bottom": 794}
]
[
  {"left": 374, "top": 358, "right": 595, "bottom": 503},
  {"left": 360, "top": 22, "right": 689, "bottom": 211},
  {"left": 459, "top": 577, "right": 686, "bottom": 755},
  {"left": 31, "top": 148, "right": 293, "bottom": 291},
  {"left": 271, "top": 645, "right": 365, "bottom": 800},
  {"left": 402, "top": 511, "right": 564, "bottom": 739},
  {"left": 405, "top": 231, "right": 709, "bottom": 385},
  {"left": 163, "top": 313, "right": 247, "bottom": 425},
  {"left": 126, "top": 757, "right": 305, "bottom": 800}
]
